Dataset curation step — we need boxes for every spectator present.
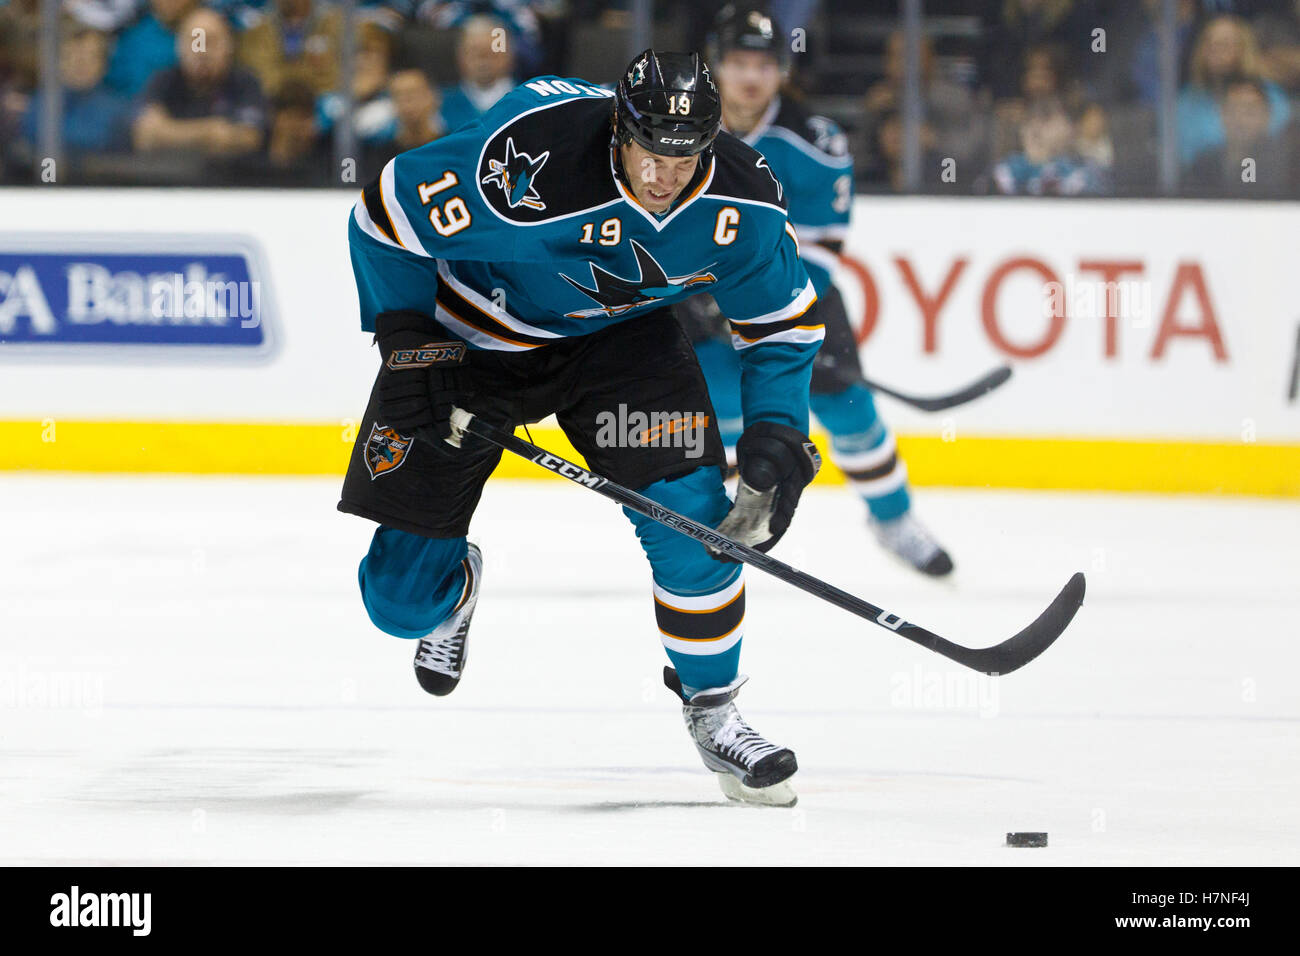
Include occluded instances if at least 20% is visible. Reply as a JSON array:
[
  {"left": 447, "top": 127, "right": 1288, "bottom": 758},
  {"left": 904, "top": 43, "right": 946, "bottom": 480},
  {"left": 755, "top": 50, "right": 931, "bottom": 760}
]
[
  {"left": 0, "top": 0, "right": 39, "bottom": 94},
  {"left": 0, "top": 1, "right": 37, "bottom": 179},
  {"left": 1253, "top": 1, "right": 1300, "bottom": 97},
  {"left": 1176, "top": 14, "right": 1291, "bottom": 164},
  {"left": 104, "top": 0, "right": 199, "bottom": 99},
  {"left": 439, "top": 14, "right": 517, "bottom": 133},
  {"left": 261, "top": 76, "right": 332, "bottom": 183},
  {"left": 862, "top": 28, "right": 983, "bottom": 173},
  {"left": 1073, "top": 101, "right": 1114, "bottom": 172},
  {"left": 317, "top": 21, "right": 395, "bottom": 145},
  {"left": 357, "top": 67, "right": 443, "bottom": 181},
  {"left": 418, "top": 0, "right": 542, "bottom": 76},
  {"left": 20, "top": 23, "right": 131, "bottom": 153},
  {"left": 991, "top": 95, "right": 1107, "bottom": 195},
  {"left": 132, "top": 7, "right": 266, "bottom": 157},
  {"left": 858, "top": 109, "right": 947, "bottom": 194},
  {"left": 980, "top": 0, "right": 1086, "bottom": 101},
  {"left": 989, "top": 43, "right": 1077, "bottom": 162},
  {"left": 1186, "top": 75, "right": 1295, "bottom": 196},
  {"left": 383, "top": 67, "right": 443, "bottom": 152},
  {"left": 238, "top": 0, "right": 343, "bottom": 98}
]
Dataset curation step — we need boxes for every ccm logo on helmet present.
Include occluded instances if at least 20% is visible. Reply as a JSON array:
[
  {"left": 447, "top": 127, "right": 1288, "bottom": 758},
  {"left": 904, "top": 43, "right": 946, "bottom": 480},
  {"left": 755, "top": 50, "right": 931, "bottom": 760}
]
[
  {"left": 386, "top": 341, "right": 466, "bottom": 369},
  {"left": 660, "top": 137, "right": 697, "bottom": 145}
]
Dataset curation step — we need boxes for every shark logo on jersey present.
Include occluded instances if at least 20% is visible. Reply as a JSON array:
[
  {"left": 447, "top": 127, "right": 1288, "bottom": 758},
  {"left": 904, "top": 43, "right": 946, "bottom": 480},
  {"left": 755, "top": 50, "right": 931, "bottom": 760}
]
[
  {"left": 560, "top": 239, "right": 716, "bottom": 319},
  {"left": 806, "top": 115, "right": 848, "bottom": 156},
  {"left": 481, "top": 137, "right": 550, "bottom": 210}
]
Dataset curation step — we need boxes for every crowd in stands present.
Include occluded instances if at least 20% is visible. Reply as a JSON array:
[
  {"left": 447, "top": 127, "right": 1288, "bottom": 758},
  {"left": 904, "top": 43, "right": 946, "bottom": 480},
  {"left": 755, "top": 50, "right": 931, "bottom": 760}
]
[
  {"left": 1, "top": 0, "right": 1297, "bottom": 198},
  {"left": 852, "top": 0, "right": 1300, "bottom": 197}
]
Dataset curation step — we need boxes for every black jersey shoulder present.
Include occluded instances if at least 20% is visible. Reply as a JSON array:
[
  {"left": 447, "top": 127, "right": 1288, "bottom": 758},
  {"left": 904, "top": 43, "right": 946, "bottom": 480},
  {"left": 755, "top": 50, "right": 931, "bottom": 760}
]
[
  {"left": 475, "top": 96, "right": 620, "bottom": 224},
  {"left": 705, "top": 131, "right": 788, "bottom": 210},
  {"left": 772, "top": 97, "right": 851, "bottom": 161}
]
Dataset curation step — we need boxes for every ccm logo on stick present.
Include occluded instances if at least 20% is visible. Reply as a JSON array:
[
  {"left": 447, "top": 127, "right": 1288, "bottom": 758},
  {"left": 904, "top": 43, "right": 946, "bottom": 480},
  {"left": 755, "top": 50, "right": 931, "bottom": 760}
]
[
  {"left": 535, "top": 453, "right": 603, "bottom": 488},
  {"left": 387, "top": 341, "right": 466, "bottom": 369}
]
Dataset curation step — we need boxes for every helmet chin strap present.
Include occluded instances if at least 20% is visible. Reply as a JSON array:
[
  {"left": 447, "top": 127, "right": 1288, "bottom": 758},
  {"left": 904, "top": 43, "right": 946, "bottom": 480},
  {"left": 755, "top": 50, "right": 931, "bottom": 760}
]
[{"left": 610, "top": 140, "right": 631, "bottom": 189}]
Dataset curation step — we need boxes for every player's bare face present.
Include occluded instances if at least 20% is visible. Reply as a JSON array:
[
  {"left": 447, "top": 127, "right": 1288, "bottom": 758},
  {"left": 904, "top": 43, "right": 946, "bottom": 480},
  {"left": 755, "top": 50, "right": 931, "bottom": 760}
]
[
  {"left": 620, "top": 141, "right": 700, "bottom": 213},
  {"left": 718, "top": 51, "right": 782, "bottom": 126}
]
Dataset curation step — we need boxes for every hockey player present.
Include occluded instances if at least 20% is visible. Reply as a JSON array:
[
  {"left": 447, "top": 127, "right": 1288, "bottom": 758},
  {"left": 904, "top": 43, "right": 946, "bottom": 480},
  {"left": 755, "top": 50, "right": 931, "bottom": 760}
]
[
  {"left": 338, "top": 50, "right": 823, "bottom": 805},
  {"left": 679, "top": 5, "right": 954, "bottom": 576}
]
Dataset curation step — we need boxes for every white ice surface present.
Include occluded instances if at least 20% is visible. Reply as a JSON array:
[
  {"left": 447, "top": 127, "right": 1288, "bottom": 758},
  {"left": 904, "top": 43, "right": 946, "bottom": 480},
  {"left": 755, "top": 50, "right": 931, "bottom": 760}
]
[{"left": 1, "top": 475, "right": 1297, "bottom": 865}]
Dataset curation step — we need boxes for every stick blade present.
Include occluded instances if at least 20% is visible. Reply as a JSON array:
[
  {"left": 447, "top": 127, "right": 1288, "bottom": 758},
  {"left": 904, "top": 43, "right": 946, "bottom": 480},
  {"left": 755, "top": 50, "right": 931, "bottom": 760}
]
[{"left": 952, "top": 572, "right": 1086, "bottom": 676}]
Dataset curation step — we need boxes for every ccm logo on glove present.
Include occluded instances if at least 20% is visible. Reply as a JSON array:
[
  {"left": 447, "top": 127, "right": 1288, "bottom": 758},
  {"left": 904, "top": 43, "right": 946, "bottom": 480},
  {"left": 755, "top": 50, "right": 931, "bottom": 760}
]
[{"left": 386, "top": 342, "right": 466, "bottom": 370}]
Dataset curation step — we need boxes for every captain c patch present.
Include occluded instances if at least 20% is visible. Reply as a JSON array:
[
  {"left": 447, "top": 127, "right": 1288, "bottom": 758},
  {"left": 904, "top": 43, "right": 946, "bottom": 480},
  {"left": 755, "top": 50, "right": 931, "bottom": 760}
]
[{"left": 364, "top": 423, "right": 414, "bottom": 480}]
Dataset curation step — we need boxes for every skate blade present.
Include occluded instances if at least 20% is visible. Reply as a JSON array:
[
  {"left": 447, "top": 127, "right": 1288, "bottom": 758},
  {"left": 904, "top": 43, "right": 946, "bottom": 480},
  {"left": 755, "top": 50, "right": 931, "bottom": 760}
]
[{"left": 716, "top": 772, "right": 798, "bottom": 808}]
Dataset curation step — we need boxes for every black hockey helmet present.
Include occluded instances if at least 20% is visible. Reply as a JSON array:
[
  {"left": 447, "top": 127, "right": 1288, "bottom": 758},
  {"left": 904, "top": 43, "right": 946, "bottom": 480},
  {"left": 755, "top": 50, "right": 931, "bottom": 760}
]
[
  {"left": 613, "top": 50, "right": 722, "bottom": 157},
  {"left": 710, "top": 4, "right": 789, "bottom": 71}
]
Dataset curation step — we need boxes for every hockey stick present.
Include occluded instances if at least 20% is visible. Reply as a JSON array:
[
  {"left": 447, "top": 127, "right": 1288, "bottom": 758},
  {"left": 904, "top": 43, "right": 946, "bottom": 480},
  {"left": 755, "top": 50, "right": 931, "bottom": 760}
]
[
  {"left": 439, "top": 409, "right": 1085, "bottom": 675},
  {"left": 860, "top": 365, "right": 1013, "bottom": 412}
]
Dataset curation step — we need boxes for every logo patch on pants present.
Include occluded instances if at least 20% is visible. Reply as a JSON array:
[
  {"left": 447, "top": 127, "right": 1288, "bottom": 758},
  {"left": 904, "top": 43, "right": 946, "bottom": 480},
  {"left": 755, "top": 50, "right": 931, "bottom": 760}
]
[{"left": 365, "top": 424, "right": 414, "bottom": 479}]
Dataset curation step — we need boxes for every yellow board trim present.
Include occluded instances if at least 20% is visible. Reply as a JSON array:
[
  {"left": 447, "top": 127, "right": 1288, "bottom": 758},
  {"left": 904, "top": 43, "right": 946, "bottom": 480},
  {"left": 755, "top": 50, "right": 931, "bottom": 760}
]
[{"left": 0, "top": 420, "right": 1297, "bottom": 496}]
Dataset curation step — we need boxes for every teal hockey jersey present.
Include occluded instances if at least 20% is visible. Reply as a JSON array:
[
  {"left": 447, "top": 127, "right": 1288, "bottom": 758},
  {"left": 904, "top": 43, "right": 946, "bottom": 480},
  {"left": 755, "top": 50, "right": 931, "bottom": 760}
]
[
  {"left": 348, "top": 76, "right": 823, "bottom": 433},
  {"left": 727, "top": 96, "right": 854, "bottom": 298}
]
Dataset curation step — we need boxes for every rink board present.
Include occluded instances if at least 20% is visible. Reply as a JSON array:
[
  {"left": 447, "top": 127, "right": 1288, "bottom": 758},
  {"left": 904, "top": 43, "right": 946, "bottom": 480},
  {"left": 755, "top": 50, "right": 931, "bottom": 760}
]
[
  {"left": 1, "top": 420, "right": 1299, "bottom": 496},
  {"left": 1, "top": 190, "right": 1297, "bottom": 494}
]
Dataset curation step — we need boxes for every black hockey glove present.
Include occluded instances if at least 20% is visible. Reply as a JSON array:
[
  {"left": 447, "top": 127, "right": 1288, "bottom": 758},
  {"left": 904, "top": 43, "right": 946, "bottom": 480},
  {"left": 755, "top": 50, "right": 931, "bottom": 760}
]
[
  {"left": 373, "top": 310, "right": 467, "bottom": 445},
  {"left": 708, "top": 421, "right": 821, "bottom": 563}
]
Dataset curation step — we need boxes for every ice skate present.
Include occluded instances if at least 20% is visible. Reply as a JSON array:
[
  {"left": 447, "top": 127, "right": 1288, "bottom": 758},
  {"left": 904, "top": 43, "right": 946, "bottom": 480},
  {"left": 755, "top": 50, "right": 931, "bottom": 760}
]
[
  {"left": 870, "top": 512, "right": 954, "bottom": 577},
  {"left": 413, "top": 544, "right": 482, "bottom": 696},
  {"left": 664, "top": 667, "right": 798, "bottom": 807}
]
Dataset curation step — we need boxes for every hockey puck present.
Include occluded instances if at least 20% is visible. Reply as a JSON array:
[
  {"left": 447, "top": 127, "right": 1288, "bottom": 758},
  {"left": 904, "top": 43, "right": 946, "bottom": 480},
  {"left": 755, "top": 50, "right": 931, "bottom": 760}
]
[{"left": 1006, "top": 832, "right": 1048, "bottom": 847}]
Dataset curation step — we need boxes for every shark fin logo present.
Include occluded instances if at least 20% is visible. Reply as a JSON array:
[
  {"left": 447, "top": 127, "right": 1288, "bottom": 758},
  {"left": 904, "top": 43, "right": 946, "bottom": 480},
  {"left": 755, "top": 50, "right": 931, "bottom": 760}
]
[
  {"left": 755, "top": 156, "right": 783, "bottom": 202},
  {"left": 481, "top": 136, "right": 550, "bottom": 211},
  {"left": 628, "top": 54, "right": 648, "bottom": 88},
  {"left": 560, "top": 239, "right": 716, "bottom": 319}
]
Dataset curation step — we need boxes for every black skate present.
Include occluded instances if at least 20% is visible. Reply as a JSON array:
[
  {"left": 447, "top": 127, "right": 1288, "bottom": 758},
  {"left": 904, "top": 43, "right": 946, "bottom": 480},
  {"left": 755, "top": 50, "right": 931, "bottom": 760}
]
[
  {"left": 413, "top": 543, "right": 482, "bottom": 696},
  {"left": 870, "top": 511, "right": 954, "bottom": 577},
  {"left": 664, "top": 667, "right": 798, "bottom": 807}
]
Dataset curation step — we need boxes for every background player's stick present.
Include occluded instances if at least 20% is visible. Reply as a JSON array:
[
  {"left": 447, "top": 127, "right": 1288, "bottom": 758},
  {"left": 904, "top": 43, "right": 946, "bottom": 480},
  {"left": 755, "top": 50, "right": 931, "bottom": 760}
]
[
  {"left": 859, "top": 365, "right": 1013, "bottom": 412},
  {"left": 439, "top": 409, "right": 1085, "bottom": 676}
]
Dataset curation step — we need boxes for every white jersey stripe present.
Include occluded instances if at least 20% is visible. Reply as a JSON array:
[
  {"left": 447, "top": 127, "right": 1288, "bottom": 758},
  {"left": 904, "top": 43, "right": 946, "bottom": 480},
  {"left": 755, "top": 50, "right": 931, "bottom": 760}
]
[
  {"left": 652, "top": 573, "right": 745, "bottom": 613},
  {"left": 731, "top": 324, "right": 825, "bottom": 350},
  {"left": 437, "top": 262, "right": 565, "bottom": 339},
  {"left": 729, "top": 280, "right": 817, "bottom": 326},
  {"left": 353, "top": 194, "right": 404, "bottom": 250},
  {"left": 847, "top": 460, "right": 908, "bottom": 498},
  {"left": 380, "top": 159, "right": 430, "bottom": 257},
  {"left": 793, "top": 223, "right": 850, "bottom": 243},
  {"left": 830, "top": 433, "right": 897, "bottom": 472},
  {"left": 798, "top": 241, "right": 840, "bottom": 275},
  {"left": 434, "top": 304, "right": 540, "bottom": 352},
  {"left": 660, "top": 622, "right": 743, "bottom": 657}
]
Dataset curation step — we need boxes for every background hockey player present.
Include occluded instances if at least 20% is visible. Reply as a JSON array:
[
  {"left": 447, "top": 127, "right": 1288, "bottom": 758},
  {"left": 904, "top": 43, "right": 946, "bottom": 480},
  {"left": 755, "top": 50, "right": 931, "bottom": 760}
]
[
  {"left": 338, "top": 50, "right": 824, "bottom": 805},
  {"left": 678, "top": 5, "right": 954, "bottom": 577}
]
